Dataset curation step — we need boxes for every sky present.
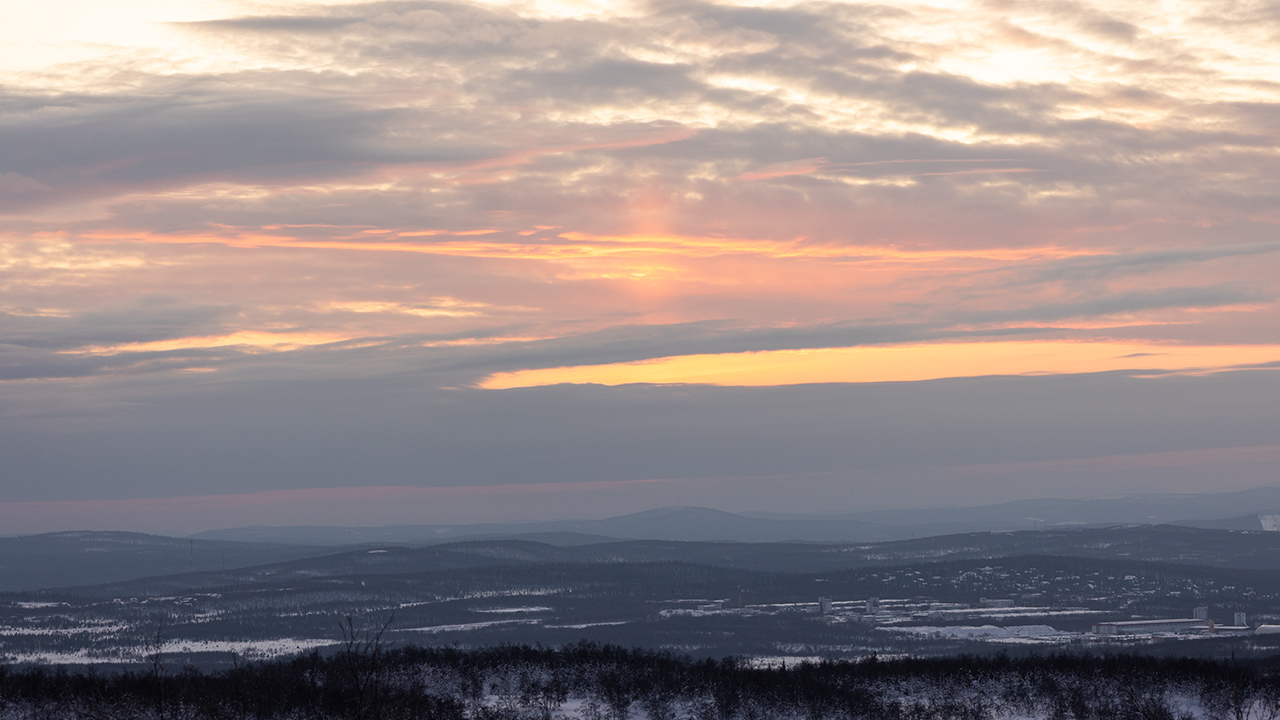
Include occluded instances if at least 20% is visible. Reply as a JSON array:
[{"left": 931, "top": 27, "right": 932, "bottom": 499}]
[{"left": 1, "top": 0, "right": 1279, "bottom": 535}]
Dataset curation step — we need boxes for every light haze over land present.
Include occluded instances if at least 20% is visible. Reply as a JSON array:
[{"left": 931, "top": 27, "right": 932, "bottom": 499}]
[{"left": 1, "top": 0, "right": 1279, "bottom": 533}]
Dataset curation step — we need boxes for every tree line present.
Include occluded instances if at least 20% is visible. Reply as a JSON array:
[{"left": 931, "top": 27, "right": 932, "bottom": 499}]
[{"left": 3, "top": 640, "right": 1280, "bottom": 719}]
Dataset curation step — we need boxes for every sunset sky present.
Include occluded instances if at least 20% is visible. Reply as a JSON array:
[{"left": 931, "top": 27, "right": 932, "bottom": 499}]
[{"left": 2, "top": 0, "right": 1279, "bottom": 534}]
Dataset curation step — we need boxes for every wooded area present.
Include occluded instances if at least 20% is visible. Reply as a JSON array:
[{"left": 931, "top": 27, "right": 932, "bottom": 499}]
[{"left": 3, "top": 641, "right": 1280, "bottom": 719}]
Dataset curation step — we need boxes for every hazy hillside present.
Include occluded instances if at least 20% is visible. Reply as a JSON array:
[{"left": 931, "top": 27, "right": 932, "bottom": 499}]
[
  {"left": 0, "top": 532, "right": 339, "bottom": 592},
  {"left": 189, "top": 487, "right": 1280, "bottom": 546},
  {"left": 10, "top": 523, "right": 1280, "bottom": 595},
  {"left": 181, "top": 525, "right": 1280, "bottom": 587},
  {"left": 8, "top": 526, "right": 1280, "bottom": 666},
  {"left": 23, "top": 524, "right": 1280, "bottom": 604}
]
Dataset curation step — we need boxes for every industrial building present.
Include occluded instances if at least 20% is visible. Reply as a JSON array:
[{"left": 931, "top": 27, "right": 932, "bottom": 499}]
[
  {"left": 1091, "top": 618, "right": 1210, "bottom": 635},
  {"left": 1092, "top": 610, "right": 1252, "bottom": 636},
  {"left": 1095, "top": 604, "right": 1254, "bottom": 632}
]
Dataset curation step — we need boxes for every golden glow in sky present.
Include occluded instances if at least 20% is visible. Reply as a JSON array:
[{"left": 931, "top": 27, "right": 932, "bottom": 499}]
[
  {"left": 480, "top": 341, "right": 1280, "bottom": 389},
  {"left": 4, "top": 0, "right": 1277, "bottom": 385}
]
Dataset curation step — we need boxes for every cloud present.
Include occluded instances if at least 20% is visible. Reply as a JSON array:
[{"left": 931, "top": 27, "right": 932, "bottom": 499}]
[
  {"left": 997, "top": 242, "right": 1280, "bottom": 287},
  {"left": 0, "top": 296, "right": 230, "bottom": 351},
  {"left": 0, "top": 171, "right": 50, "bottom": 208},
  {"left": 3, "top": 0, "right": 1275, "bottom": 244},
  {"left": 1, "top": 367, "right": 1278, "bottom": 508},
  {"left": 0, "top": 87, "right": 494, "bottom": 209},
  {"left": 0, "top": 0, "right": 1278, "bottom": 523},
  {"left": 950, "top": 285, "right": 1267, "bottom": 326}
]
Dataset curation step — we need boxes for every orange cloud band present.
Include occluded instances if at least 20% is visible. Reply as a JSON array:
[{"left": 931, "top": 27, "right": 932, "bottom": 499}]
[
  {"left": 478, "top": 340, "right": 1280, "bottom": 389},
  {"left": 75, "top": 229, "right": 1098, "bottom": 264}
]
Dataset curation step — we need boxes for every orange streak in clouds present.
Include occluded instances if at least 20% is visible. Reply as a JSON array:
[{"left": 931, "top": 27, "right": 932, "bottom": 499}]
[
  {"left": 479, "top": 341, "right": 1280, "bottom": 389},
  {"left": 734, "top": 158, "right": 1033, "bottom": 181},
  {"left": 60, "top": 330, "right": 352, "bottom": 355},
  {"left": 910, "top": 168, "right": 1043, "bottom": 177},
  {"left": 79, "top": 229, "right": 1098, "bottom": 264}
]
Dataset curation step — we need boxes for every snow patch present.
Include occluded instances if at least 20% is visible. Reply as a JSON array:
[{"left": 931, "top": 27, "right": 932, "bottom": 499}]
[
  {"left": 879, "top": 624, "right": 1064, "bottom": 640},
  {"left": 398, "top": 619, "right": 542, "bottom": 633}
]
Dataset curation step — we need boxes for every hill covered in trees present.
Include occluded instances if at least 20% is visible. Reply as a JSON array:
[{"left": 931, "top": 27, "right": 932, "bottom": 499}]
[{"left": 3, "top": 642, "right": 1280, "bottom": 719}]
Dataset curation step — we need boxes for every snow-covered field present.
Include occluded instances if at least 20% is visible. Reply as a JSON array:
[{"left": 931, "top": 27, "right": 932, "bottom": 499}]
[
  {"left": 2, "top": 637, "right": 335, "bottom": 665},
  {"left": 878, "top": 624, "right": 1070, "bottom": 642}
]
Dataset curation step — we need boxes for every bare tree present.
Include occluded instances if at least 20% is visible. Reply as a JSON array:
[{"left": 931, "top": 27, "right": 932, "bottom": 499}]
[
  {"left": 142, "top": 619, "right": 168, "bottom": 719},
  {"left": 337, "top": 612, "right": 395, "bottom": 720}
]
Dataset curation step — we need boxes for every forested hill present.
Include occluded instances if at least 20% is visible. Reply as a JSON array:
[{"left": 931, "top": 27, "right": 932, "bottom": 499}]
[
  {"left": 0, "top": 532, "right": 335, "bottom": 593},
  {"left": 95, "top": 524, "right": 1280, "bottom": 593},
  {"left": 8, "top": 524, "right": 1280, "bottom": 594},
  {"left": 3, "top": 643, "right": 1280, "bottom": 720}
]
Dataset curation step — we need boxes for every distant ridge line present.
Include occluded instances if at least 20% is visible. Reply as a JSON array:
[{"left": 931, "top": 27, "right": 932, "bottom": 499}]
[{"left": 188, "top": 486, "right": 1280, "bottom": 546}]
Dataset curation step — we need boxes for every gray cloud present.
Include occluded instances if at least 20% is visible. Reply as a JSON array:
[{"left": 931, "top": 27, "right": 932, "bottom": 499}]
[
  {"left": 950, "top": 284, "right": 1266, "bottom": 326},
  {"left": 966, "top": 242, "right": 1280, "bottom": 290},
  {"left": 0, "top": 297, "right": 230, "bottom": 351},
  {"left": 0, "top": 88, "right": 499, "bottom": 208},
  {"left": 0, "top": 0, "right": 1271, "bottom": 242},
  {"left": 1, "top": 366, "right": 1277, "bottom": 503}
]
